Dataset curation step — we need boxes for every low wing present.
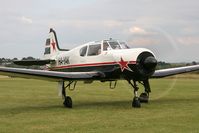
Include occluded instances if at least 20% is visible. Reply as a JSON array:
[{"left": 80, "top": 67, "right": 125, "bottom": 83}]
[
  {"left": 152, "top": 65, "right": 199, "bottom": 78},
  {"left": 13, "top": 59, "right": 55, "bottom": 66},
  {"left": 0, "top": 67, "right": 105, "bottom": 81}
]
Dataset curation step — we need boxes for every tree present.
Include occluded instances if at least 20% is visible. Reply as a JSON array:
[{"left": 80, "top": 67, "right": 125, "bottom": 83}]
[
  {"left": 192, "top": 61, "right": 197, "bottom": 65},
  {"left": 13, "top": 58, "right": 18, "bottom": 61}
]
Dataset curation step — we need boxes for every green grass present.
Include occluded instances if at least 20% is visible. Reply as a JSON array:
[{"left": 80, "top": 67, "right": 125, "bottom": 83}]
[{"left": 0, "top": 76, "right": 199, "bottom": 133}]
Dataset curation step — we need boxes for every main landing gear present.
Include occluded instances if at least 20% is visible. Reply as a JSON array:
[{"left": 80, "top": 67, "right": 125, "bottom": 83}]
[
  {"left": 60, "top": 81, "right": 77, "bottom": 108},
  {"left": 127, "top": 80, "right": 151, "bottom": 108}
]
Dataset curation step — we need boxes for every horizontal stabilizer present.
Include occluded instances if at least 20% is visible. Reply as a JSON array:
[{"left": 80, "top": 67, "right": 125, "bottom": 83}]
[{"left": 13, "top": 60, "right": 55, "bottom": 66}]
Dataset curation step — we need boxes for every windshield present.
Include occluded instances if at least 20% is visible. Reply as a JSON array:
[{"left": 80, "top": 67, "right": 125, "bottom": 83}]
[
  {"left": 103, "top": 40, "right": 130, "bottom": 51},
  {"left": 108, "top": 41, "right": 121, "bottom": 50},
  {"left": 120, "top": 42, "right": 130, "bottom": 49}
]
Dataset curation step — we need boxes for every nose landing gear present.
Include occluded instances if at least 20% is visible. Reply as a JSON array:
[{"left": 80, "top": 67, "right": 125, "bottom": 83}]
[
  {"left": 127, "top": 79, "right": 151, "bottom": 108},
  {"left": 128, "top": 80, "right": 141, "bottom": 108}
]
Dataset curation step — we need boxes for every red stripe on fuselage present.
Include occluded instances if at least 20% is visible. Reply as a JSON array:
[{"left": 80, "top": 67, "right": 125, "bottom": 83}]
[{"left": 50, "top": 61, "right": 136, "bottom": 70}]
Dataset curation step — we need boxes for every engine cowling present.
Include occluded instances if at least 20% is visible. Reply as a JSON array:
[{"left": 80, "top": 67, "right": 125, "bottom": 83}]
[{"left": 135, "top": 52, "right": 157, "bottom": 78}]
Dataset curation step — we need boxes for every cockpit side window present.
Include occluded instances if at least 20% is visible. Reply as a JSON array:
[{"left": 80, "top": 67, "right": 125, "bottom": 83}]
[
  {"left": 103, "top": 42, "right": 110, "bottom": 51},
  {"left": 87, "top": 44, "right": 101, "bottom": 56},
  {"left": 80, "top": 46, "right": 87, "bottom": 56}
]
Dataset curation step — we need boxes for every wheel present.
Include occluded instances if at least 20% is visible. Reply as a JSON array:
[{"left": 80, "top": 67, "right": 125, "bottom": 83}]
[
  {"left": 132, "top": 97, "right": 141, "bottom": 108},
  {"left": 139, "top": 93, "right": 149, "bottom": 103},
  {"left": 63, "top": 96, "right": 72, "bottom": 108},
  {"left": 63, "top": 96, "right": 73, "bottom": 108}
]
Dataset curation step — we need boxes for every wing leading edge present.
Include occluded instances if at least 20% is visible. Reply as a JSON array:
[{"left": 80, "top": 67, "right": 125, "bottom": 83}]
[
  {"left": 0, "top": 67, "right": 105, "bottom": 81},
  {"left": 152, "top": 65, "right": 199, "bottom": 78}
]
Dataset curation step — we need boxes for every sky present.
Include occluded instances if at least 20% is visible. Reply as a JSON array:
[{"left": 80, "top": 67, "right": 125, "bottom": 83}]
[{"left": 0, "top": 0, "right": 199, "bottom": 62}]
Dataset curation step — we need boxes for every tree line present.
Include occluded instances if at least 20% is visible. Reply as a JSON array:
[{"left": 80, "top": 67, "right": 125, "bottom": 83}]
[{"left": 0, "top": 57, "right": 41, "bottom": 69}]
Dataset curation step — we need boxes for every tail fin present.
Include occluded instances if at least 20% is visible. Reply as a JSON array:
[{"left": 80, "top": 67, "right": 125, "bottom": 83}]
[{"left": 43, "top": 28, "right": 69, "bottom": 59}]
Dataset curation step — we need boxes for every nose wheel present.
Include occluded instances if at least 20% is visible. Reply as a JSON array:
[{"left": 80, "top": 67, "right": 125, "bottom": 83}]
[
  {"left": 132, "top": 97, "right": 141, "bottom": 108},
  {"left": 128, "top": 80, "right": 141, "bottom": 108}
]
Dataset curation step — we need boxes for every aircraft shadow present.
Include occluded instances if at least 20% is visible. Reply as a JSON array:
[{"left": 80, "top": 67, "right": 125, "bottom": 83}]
[
  {"left": 0, "top": 105, "right": 62, "bottom": 115},
  {"left": 1, "top": 97, "right": 199, "bottom": 115},
  {"left": 74, "top": 100, "right": 131, "bottom": 109},
  {"left": 151, "top": 97, "right": 199, "bottom": 104},
  {"left": 0, "top": 100, "right": 131, "bottom": 115}
]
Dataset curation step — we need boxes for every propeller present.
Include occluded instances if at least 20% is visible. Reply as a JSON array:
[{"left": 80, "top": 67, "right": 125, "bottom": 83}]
[{"left": 143, "top": 56, "right": 157, "bottom": 70}]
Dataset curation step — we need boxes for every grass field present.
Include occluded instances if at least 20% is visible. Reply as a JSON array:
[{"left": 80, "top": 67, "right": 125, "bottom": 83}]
[{"left": 0, "top": 75, "right": 199, "bottom": 133}]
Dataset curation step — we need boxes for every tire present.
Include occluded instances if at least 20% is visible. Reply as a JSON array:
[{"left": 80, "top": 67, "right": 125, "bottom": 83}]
[
  {"left": 139, "top": 93, "right": 149, "bottom": 103},
  {"left": 63, "top": 96, "right": 73, "bottom": 108},
  {"left": 132, "top": 97, "right": 141, "bottom": 108}
]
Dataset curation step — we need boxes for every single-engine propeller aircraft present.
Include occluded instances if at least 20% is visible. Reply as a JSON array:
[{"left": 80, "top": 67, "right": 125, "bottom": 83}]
[{"left": 0, "top": 28, "right": 199, "bottom": 108}]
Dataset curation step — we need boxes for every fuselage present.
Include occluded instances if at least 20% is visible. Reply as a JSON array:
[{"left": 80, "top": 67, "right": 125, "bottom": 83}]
[{"left": 46, "top": 40, "right": 157, "bottom": 81}]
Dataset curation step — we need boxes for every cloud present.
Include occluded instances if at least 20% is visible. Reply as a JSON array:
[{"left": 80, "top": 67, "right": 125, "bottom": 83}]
[
  {"left": 21, "top": 16, "right": 33, "bottom": 24},
  {"left": 127, "top": 38, "right": 159, "bottom": 46},
  {"left": 129, "top": 26, "right": 147, "bottom": 34},
  {"left": 0, "top": 0, "right": 199, "bottom": 62},
  {"left": 44, "top": 19, "right": 124, "bottom": 32},
  {"left": 177, "top": 36, "right": 199, "bottom": 45},
  {"left": 103, "top": 20, "right": 122, "bottom": 28},
  {"left": 128, "top": 26, "right": 157, "bottom": 35}
]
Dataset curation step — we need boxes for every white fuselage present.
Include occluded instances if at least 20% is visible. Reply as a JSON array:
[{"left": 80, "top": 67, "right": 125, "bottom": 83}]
[{"left": 48, "top": 42, "right": 154, "bottom": 69}]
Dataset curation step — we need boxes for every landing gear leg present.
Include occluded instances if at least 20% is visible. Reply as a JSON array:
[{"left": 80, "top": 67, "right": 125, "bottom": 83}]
[
  {"left": 139, "top": 80, "right": 150, "bottom": 103},
  {"left": 128, "top": 80, "right": 141, "bottom": 108},
  {"left": 61, "top": 81, "right": 73, "bottom": 108}
]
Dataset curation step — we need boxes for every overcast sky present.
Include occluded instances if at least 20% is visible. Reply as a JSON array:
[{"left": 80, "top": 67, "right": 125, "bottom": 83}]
[{"left": 0, "top": 0, "right": 198, "bottom": 62}]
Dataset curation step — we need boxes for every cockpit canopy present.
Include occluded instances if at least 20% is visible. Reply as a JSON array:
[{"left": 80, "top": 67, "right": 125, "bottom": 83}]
[
  {"left": 103, "top": 40, "right": 130, "bottom": 51},
  {"left": 79, "top": 40, "right": 130, "bottom": 56}
]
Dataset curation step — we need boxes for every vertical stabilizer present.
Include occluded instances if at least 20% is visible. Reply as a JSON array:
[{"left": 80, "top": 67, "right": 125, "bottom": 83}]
[
  {"left": 43, "top": 28, "right": 69, "bottom": 59},
  {"left": 43, "top": 28, "right": 60, "bottom": 59}
]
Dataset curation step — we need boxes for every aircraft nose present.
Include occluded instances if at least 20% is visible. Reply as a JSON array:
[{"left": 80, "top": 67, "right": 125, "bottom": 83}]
[{"left": 143, "top": 56, "right": 157, "bottom": 70}]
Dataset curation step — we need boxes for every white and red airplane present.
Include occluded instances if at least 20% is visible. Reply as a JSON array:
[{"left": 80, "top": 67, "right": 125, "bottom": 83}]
[{"left": 0, "top": 28, "right": 199, "bottom": 108}]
